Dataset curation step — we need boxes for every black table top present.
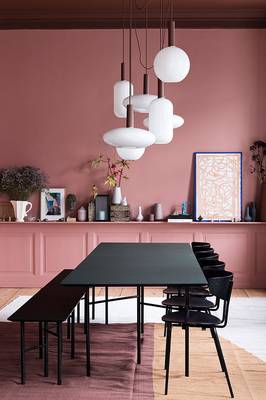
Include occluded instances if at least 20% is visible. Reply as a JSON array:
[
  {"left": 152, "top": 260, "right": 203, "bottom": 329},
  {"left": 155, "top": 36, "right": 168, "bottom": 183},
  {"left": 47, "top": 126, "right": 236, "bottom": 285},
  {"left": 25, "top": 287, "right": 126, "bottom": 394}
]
[{"left": 61, "top": 243, "right": 207, "bottom": 287}]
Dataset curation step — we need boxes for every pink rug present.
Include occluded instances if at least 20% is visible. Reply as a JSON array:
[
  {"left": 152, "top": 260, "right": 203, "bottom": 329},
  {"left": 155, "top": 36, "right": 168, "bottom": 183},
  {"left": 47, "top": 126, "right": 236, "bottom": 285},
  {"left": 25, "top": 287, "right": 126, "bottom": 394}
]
[{"left": 0, "top": 322, "right": 154, "bottom": 400}]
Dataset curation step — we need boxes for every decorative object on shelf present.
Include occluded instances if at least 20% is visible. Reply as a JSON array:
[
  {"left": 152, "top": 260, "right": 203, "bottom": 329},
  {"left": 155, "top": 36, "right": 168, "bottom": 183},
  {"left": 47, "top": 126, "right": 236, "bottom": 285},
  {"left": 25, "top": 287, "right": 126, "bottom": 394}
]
[
  {"left": 91, "top": 155, "right": 130, "bottom": 204},
  {"left": 40, "top": 188, "right": 65, "bottom": 221},
  {"left": 122, "top": 197, "right": 128, "bottom": 206},
  {"left": 77, "top": 206, "right": 87, "bottom": 222},
  {"left": 244, "top": 204, "right": 252, "bottom": 222},
  {"left": 95, "top": 195, "right": 110, "bottom": 221},
  {"left": 149, "top": 213, "right": 155, "bottom": 221},
  {"left": 249, "top": 140, "right": 266, "bottom": 221},
  {"left": 66, "top": 216, "right": 77, "bottom": 223},
  {"left": 66, "top": 193, "right": 77, "bottom": 216},
  {"left": 167, "top": 214, "right": 193, "bottom": 223},
  {"left": 0, "top": 202, "right": 15, "bottom": 220},
  {"left": 110, "top": 204, "right": 131, "bottom": 222},
  {"left": 250, "top": 202, "right": 256, "bottom": 222},
  {"left": 136, "top": 206, "right": 144, "bottom": 221},
  {"left": 88, "top": 202, "right": 95, "bottom": 222},
  {"left": 154, "top": 203, "right": 163, "bottom": 220},
  {"left": 194, "top": 152, "right": 242, "bottom": 222},
  {"left": 0, "top": 165, "right": 47, "bottom": 222}
]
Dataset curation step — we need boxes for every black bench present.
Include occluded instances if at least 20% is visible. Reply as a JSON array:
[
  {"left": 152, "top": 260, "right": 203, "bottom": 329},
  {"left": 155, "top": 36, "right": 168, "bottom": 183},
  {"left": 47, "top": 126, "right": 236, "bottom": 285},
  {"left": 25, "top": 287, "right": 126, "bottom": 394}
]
[{"left": 8, "top": 269, "right": 89, "bottom": 385}]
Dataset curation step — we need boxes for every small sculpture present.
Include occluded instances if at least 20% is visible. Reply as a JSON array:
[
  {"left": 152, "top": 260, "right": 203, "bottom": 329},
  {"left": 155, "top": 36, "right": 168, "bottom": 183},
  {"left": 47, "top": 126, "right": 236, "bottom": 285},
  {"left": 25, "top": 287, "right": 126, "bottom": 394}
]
[
  {"left": 66, "top": 194, "right": 77, "bottom": 213},
  {"left": 122, "top": 197, "right": 128, "bottom": 206},
  {"left": 136, "top": 206, "right": 144, "bottom": 222}
]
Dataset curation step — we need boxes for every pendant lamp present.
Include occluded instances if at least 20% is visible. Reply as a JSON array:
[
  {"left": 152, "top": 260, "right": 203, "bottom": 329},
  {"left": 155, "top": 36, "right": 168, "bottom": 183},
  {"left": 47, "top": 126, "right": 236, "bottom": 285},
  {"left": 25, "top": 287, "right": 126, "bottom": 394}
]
[
  {"left": 148, "top": 80, "right": 173, "bottom": 144},
  {"left": 123, "top": 73, "right": 157, "bottom": 113},
  {"left": 116, "top": 147, "right": 145, "bottom": 160},
  {"left": 143, "top": 114, "right": 184, "bottom": 129},
  {"left": 114, "top": 62, "right": 134, "bottom": 118},
  {"left": 153, "top": 20, "right": 190, "bottom": 83}
]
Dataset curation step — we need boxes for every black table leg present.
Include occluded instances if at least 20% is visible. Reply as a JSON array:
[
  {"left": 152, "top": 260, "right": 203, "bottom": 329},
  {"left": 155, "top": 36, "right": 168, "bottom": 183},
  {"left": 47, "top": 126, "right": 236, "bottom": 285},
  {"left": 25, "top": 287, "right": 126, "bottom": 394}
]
[
  {"left": 92, "top": 286, "right": 95, "bottom": 320},
  {"left": 57, "top": 322, "right": 62, "bottom": 385},
  {"left": 141, "top": 285, "right": 144, "bottom": 334},
  {"left": 39, "top": 322, "right": 43, "bottom": 359},
  {"left": 44, "top": 322, "right": 49, "bottom": 377},
  {"left": 85, "top": 291, "right": 91, "bottom": 377},
  {"left": 71, "top": 310, "right": 75, "bottom": 359},
  {"left": 20, "top": 321, "right": 25, "bottom": 384},
  {"left": 185, "top": 287, "right": 190, "bottom": 377},
  {"left": 137, "top": 285, "right": 141, "bottom": 364},
  {"left": 105, "top": 286, "right": 109, "bottom": 325}
]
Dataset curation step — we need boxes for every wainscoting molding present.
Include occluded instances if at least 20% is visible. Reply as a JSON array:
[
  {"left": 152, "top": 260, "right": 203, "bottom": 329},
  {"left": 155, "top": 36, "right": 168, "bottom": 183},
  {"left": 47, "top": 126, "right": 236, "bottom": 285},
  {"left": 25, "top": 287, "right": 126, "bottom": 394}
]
[{"left": 0, "top": 222, "right": 265, "bottom": 288}]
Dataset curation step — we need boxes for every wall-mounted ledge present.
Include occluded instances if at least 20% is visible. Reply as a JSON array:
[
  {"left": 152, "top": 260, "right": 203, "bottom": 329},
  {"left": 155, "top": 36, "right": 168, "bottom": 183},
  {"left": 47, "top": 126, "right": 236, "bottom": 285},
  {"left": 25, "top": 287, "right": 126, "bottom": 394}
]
[{"left": 0, "top": 221, "right": 265, "bottom": 289}]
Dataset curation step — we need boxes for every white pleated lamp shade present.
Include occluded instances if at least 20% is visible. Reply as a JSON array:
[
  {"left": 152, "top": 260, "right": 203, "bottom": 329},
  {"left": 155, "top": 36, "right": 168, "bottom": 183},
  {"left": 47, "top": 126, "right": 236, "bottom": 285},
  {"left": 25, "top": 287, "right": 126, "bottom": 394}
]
[
  {"left": 113, "top": 80, "right": 134, "bottom": 118},
  {"left": 123, "top": 94, "right": 157, "bottom": 113},
  {"left": 116, "top": 147, "right": 145, "bottom": 160},
  {"left": 153, "top": 46, "right": 190, "bottom": 83},
  {"left": 143, "top": 114, "right": 184, "bottom": 129},
  {"left": 148, "top": 98, "right": 174, "bottom": 144},
  {"left": 103, "top": 126, "right": 155, "bottom": 148}
]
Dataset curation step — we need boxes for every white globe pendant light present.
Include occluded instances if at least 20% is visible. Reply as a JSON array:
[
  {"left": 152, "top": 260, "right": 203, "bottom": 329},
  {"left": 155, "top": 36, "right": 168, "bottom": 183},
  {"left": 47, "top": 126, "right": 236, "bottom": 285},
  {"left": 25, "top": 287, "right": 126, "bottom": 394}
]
[
  {"left": 123, "top": 74, "right": 157, "bottom": 113},
  {"left": 148, "top": 80, "right": 173, "bottom": 144},
  {"left": 116, "top": 147, "right": 145, "bottom": 160},
  {"left": 153, "top": 21, "right": 190, "bottom": 83},
  {"left": 114, "top": 63, "right": 134, "bottom": 118},
  {"left": 143, "top": 114, "right": 184, "bottom": 129}
]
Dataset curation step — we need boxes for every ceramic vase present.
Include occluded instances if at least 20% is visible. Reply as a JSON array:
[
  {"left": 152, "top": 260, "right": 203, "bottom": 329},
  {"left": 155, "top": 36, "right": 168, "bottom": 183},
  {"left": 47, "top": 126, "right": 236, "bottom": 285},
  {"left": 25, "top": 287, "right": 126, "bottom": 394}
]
[
  {"left": 136, "top": 206, "right": 144, "bottom": 222},
  {"left": 11, "top": 200, "right": 32, "bottom": 222},
  {"left": 112, "top": 186, "right": 122, "bottom": 205},
  {"left": 154, "top": 203, "right": 163, "bottom": 220}
]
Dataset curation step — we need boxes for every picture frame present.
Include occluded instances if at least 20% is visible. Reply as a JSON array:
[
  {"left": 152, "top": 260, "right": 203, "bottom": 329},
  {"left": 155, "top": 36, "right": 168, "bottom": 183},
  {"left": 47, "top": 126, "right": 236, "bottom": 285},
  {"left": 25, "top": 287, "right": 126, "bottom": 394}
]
[
  {"left": 40, "top": 188, "right": 65, "bottom": 221},
  {"left": 194, "top": 152, "right": 242, "bottom": 222},
  {"left": 94, "top": 195, "right": 110, "bottom": 221}
]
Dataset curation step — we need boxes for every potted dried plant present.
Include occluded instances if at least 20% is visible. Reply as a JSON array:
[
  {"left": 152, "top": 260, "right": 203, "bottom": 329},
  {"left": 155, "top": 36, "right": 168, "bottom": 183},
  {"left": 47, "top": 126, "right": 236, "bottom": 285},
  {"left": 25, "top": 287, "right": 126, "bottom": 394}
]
[
  {"left": 250, "top": 140, "right": 266, "bottom": 220},
  {"left": 0, "top": 165, "right": 47, "bottom": 221},
  {"left": 91, "top": 155, "right": 129, "bottom": 204}
]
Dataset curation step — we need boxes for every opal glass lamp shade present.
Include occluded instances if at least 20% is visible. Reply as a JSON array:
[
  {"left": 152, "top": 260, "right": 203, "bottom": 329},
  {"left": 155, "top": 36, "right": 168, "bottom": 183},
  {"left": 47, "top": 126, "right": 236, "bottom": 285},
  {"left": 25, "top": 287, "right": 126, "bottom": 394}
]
[
  {"left": 113, "top": 80, "right": 134, "bottom": 118},
  {"left": 153, "top": 46, "right": 190, "bottom": 83},
  {"left": 116, "top": 147, "right": 145, "bottom": 160},
  {"left": 143, "top": 114, "right": 184, "bottom": 129},
  {"left": 123, "top": 94, "right": 157, "bottom": 113},
  {"left": 148, "top": 97, "right": 174, "bottom": 144},
  {"left": 103, "top": 127, "right": 155, "bottom": 148}
]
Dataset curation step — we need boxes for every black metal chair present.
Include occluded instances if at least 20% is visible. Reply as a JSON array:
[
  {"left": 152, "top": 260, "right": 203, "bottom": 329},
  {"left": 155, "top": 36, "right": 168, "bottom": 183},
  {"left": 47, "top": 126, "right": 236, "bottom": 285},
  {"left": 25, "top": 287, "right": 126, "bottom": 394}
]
[
  {"left": 162, "top": 270, "right": 234, "bottom": 398},
  {"left": 191, "top": 241, "right": 211, "bottom": 250}
]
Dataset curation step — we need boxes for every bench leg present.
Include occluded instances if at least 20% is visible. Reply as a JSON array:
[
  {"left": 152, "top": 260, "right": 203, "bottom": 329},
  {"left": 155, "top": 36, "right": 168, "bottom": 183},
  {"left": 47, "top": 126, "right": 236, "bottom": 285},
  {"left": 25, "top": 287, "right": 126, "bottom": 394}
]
[
  {"left": 85, "top": 291, "right": 91, "bottom": 376},
  {"left": 71, "top": 310, "right": 75, "bottom": 359},
  {"left": 92, "top": 286, "right": 95, "bottom": 320},
  {"left": 20, "top": 322, "right": 25, "bottom": 384},
  {"left": 39, "top": 322, "right": 43, "bottom": 359},
  {"left": 57, "top": 322, "right": 63, "bottom": 385},
  {"left": 105, "top": 286, "right": 108, "bottom": 325},
  {"left": 44, "top": 322, "right": 49, "bottom": 377}
]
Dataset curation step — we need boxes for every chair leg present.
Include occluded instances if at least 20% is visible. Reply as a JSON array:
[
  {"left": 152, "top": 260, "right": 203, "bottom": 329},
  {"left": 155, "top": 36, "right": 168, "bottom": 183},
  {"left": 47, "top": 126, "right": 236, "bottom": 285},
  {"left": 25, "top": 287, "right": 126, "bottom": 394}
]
[
  {"left": 39, "top": 322, "right": 43, "bottom": 359},
  {"left": 210, "top": 327, "right": 224, "bottom": 372},
  {"left": 163, "top": 294, "right": 170, "bottom": 337},
  {"left": 44, "top": 322, "right": 49, "bottom": 377},
  {"left": 57, "top": 322, "right": 63, "bottom": 385},
  {"left": 77, "top": 302, "right": 80, "bottom": 323},
  {"left": 85, "top": 291, "right": 91, "bottom": 377},
  {"left": 141, "top": 285, "right": 144, "bottom": 334},
  {"left": 164, "top": 323, "right": 172, "bottom": 395},
  {"left": 105, "top": 286, "right": 109, "bottom": 325},
  {"left": 92, "top": 286, "right": 95, "bottom": 320},
  {"left": 211, "top": 327, "right": 234, "bottom": 398},
  {"left": 84, "top": 290, "right": 88, "bottom": 334},
  {"left": 67, "top": 316, "right": 71, "bottom": 339},
  {"left": 71, "top": 310, "right": 75, "bottom": 359},
  {"left": 185, "top": 326, "right": 189, "bottom": 377},
  {"left": 20, "top": 322, "right": 25, "bottom": 384}
]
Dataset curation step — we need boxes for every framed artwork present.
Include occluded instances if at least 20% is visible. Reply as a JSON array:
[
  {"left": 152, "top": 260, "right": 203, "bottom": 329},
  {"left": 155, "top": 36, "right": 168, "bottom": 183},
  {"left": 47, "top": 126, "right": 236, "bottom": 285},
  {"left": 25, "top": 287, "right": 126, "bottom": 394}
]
[
  {"left": 95, "top": 195, "right": 110, "bottom": 221},
  {"left": 194, "top": 152, "right": 242, "bottom": 221},
  {"left": 41, "top": 188, "right": 65, "bottom": 221}
]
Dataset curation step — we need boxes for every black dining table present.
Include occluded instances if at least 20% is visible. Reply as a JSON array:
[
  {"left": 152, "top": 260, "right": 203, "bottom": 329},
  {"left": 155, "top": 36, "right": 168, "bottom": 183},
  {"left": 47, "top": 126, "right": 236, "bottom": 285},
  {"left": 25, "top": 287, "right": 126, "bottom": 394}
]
[{"left": 61, "top": 242, "right": 207, "bottom": 371}]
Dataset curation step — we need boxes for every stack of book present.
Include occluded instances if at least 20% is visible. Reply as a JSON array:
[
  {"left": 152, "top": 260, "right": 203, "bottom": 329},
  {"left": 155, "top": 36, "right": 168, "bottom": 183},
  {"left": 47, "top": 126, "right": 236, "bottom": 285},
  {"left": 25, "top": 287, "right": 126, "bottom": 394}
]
[
  {"left": 110, "top": 204, "right": 131, "bottom": 222},
  {"left": 167, "top": 214, "right": 193, "bottom": 223}
]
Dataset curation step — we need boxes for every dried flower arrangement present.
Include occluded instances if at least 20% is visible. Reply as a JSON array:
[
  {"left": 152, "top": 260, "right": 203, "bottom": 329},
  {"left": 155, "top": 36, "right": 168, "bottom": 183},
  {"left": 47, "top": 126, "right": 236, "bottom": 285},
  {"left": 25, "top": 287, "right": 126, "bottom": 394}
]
[
  {"left": 250, "top": 140, "right": 266, "bottom": 184},
  {"left": 0, "top": 165, "right": 48, "bottom": 200},
  {"left": 91, "top": 155, "right": 130, "bottom": 188}
]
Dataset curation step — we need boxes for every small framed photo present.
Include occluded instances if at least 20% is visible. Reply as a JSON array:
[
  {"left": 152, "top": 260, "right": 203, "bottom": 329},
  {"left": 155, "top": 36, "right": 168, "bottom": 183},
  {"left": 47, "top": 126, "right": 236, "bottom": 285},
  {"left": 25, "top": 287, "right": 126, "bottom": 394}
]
[{"left": 41, "top": 188, "right": 65, "bottom": 221}]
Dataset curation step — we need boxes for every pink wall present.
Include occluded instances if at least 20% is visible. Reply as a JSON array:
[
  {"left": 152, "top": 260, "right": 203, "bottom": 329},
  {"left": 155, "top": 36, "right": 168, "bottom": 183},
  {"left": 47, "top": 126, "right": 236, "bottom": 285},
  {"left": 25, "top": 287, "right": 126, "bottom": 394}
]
[{"left": 0, "top": 29, "right": 265, "bottom": 218}]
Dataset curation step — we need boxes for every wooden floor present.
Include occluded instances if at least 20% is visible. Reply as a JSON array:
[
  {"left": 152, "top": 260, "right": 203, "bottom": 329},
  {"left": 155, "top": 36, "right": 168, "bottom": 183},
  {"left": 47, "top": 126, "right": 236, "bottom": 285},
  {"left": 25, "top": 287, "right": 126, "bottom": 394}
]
[{"left": 0, "top": 287, "right": 265, "bottom": 310}]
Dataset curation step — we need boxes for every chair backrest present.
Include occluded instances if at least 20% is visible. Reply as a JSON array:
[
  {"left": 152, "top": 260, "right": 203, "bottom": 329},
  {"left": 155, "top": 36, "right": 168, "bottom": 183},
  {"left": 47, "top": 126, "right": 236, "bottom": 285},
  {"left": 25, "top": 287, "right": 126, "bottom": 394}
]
[
  {"left": 191, "top": 242, "right": 211, "bottom": 250},
  {"left": 201, "top": 260, "right": 225, "bottom": 272},
  {"left": 194, "top": 248, "right": 215, "bottom": 257},
  {"left": 197, "top": 253, "right": 219, "bottom": 263},
  {"left": 207, "top": 270, "right": 233, "bottom": 327}
]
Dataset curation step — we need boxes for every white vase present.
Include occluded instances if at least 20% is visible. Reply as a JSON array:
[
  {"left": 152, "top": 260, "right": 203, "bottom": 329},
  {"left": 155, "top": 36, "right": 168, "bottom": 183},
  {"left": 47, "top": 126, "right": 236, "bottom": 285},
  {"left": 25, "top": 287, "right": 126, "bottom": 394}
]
[
  {"left": 112, "top": 186, "right": 122, "bottom": 205},
  {"left": 11, "top": 200, "right": 32, "bottom": 222},
  {"left": 136, "top": 206, "right": 144, "bottom": 222}
]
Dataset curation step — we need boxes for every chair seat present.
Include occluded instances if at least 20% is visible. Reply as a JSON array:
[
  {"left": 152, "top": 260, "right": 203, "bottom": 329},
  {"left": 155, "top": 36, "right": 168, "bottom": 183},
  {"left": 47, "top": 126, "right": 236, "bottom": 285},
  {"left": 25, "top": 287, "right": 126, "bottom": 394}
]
[
  {"left": 162, "top": 310, "right": 221, "bottom": 327},
  {"left": 162, "top": 295, "right": 214, "bottom": 309},
  {"left": 163, "top": 286, "right": 210, "bottom": 296}
]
